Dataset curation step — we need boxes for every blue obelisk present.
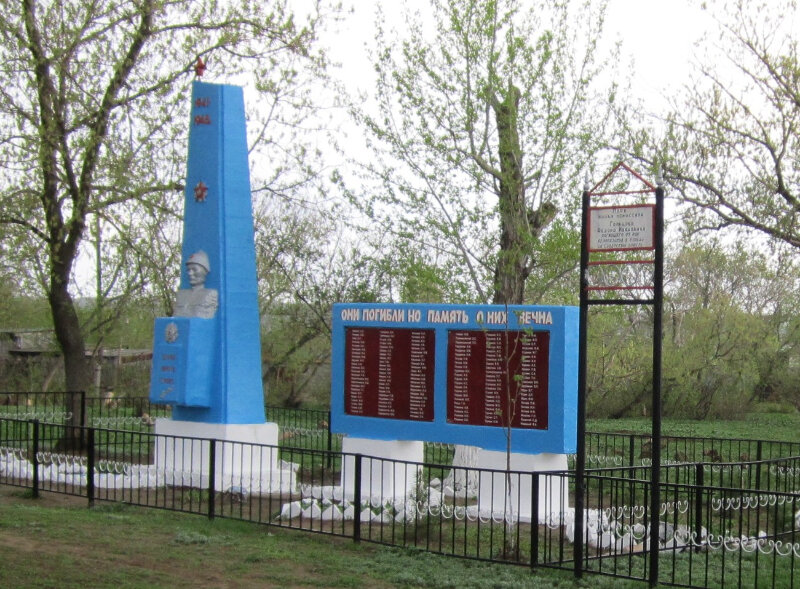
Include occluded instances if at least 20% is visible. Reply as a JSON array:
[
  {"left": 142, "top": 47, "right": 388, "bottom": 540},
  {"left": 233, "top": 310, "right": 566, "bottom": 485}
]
[{"left": 149, "top": 81, "right": 265, "bottom": 425}]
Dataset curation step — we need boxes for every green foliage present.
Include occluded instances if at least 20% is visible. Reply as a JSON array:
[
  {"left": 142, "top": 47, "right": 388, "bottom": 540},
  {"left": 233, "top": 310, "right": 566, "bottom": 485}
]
[
  {"left": 255, "top": 204, "right": 406, "bottom": 407},
  {"left": 348, "top": 0, "right": 618, "bottom": 304},
  {"left": 616, "top": 0, "right": 800, "bottom": 415},
  {"left": 587, "top": 239, "right": 800, "bottom": 419},
  {"left": 261, "top": 302, "right": 332, "bottom": 407},
  {"left": 664, "top": 241, "right": 800, "bottom": 417},
  {"left": 524, "top": 219, "right": 580, "bottom": 305},
  {"left": 0, "top": 0, "right": 340, "bottom": 397},
  {"left": 662, "top": 306, "right": 758, "bottom": 419},
  {"left": 0, "top": 297, "right": 53, "bottom": 330},
  {"left": 753, "top": 401, "right": 797, "bottom": 415},
  {"left": 398, "top": 255, "right": 450, "bottom": 304},
  {"left": 585, "top": 306, "right": 651, "bottom": 418}
]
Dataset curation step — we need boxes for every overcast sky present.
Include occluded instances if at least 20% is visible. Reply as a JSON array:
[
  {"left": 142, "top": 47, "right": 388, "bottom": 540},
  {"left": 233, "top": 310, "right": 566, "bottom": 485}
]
[{"left": 322, "top": 0, "right": 716, "bottom": 112}]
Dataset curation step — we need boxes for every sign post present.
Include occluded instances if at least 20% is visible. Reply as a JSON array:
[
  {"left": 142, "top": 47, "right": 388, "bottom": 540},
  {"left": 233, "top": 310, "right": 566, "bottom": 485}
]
[{"left": 575, "top": 163, "right": 664, "bottom": 585}]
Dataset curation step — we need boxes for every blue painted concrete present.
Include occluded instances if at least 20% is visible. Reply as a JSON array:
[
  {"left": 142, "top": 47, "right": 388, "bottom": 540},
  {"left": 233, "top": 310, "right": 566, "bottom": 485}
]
[
  {"left": 331, "top": 303, "right": 578, "bottom": 454},
  {"left": 150, "top": 82, "right": 265, "bottom": 425}
]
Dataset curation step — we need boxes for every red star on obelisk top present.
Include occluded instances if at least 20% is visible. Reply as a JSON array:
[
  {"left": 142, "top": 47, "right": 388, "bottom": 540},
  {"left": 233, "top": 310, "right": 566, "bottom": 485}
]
[
  {"left": 195, "top": 57, "right": 206, "bottom": 77},
  {"left": 194, "top": 181, "right": 208, "bottom": 202}
]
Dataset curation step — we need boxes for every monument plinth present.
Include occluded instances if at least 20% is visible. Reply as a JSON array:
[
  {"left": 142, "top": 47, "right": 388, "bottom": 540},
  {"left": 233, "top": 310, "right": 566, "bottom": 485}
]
[{"left": 149, "top": 81, "right": 283, "bottom": 491}]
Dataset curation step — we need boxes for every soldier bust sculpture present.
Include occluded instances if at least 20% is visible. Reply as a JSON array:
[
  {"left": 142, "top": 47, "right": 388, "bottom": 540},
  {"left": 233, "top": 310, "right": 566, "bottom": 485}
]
[{"left": 174, "top": 250, "right": 219, "bottom": 319}]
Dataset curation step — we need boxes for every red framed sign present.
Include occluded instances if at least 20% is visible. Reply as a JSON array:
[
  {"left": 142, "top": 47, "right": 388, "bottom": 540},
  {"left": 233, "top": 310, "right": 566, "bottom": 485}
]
[{"left": 588, "top": 204, "right": 656, "bottom": 252}]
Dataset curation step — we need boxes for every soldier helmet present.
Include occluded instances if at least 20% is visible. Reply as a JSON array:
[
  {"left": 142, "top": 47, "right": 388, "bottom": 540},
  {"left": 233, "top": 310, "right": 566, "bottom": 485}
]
[{"left": 186, "top": 250, "right": 210, "bottom": 273}]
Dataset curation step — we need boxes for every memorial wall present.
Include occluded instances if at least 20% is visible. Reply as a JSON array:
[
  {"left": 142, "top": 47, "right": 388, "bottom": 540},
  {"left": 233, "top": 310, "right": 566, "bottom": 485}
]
[{"left": 331, "top": 303, "right": 578, "bottom": 454}]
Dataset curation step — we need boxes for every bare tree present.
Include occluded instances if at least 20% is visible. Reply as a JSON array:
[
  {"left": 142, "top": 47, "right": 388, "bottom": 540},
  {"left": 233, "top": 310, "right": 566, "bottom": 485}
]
[{"left": 630, "top": 0, "right": 800, "bottom": 249}]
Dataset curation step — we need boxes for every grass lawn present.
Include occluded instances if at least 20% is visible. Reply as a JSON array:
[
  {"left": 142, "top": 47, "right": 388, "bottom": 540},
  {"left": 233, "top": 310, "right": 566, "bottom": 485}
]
[
  {"left": 588, "top": 410, "right": 800, "bottom": 441},
  {"left": 3, "top": 412, "right": 799, "bottom": 587},
  {"left": 0, "top": 487, "right": 647, "bottom": 589}
]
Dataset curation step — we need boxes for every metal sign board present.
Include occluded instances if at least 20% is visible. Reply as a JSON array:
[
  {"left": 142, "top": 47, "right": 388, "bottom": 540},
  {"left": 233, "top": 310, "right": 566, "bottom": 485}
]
[{"left": 588, "top": 204, "right": 655, "bottom": 252}]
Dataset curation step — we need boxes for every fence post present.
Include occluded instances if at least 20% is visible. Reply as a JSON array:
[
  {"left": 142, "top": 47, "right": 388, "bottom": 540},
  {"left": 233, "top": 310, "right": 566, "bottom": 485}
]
[
  {"left": 694, "top": 463, "right": 704, "bottom": 549},
  {"left": 628, "top": 435, "right": 636, "bottom": 482},
  {"left": 87, "top": 427, "right": 95, "bottom": 507},
  {"left": 80, "top": 391, "right": 86, "bottom": 428},
  {"left": 208, "top": 439, "right": 216, "bottom": 520},
  {"left": 629, "top": 435, "right": 635, "bottom": 468},
  {"left": 755, "top": 440, "right": 763, "bottom": 490},
  {"left": 326, "top": 410, "right": 333, "bottom": 469},
  {"left": 530, "top": 472, "right": 539, "bottom": 569},
  {"left": 31, "top": 419, "right": 39, "bottom": 498},
  {"left": 353, "top": 454, "right": 362, "bottom": 543}
]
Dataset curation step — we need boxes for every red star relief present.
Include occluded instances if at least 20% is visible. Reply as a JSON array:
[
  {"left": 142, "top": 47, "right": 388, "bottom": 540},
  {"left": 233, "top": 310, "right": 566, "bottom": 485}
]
[{"left": 194, "top": 181, "right": 208, "bottom": 202}]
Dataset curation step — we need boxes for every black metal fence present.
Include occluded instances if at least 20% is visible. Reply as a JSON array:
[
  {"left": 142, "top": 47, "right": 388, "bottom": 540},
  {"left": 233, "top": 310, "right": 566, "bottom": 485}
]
[
  {"left": 2, "top": 392, "right": 800, "bottom": 587},
  {"left": 584, "top": 431, "right": 800, "bottom": 470},
  {"left": 0, "top": 392, "right": 459, "bottom": 463}
]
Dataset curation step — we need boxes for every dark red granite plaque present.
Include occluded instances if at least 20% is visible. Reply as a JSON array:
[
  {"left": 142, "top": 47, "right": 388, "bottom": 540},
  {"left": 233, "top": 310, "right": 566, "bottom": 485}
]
[
  {"left": 446, "top": 330, "right": 549, "bottom": 429},
  {"left": 345, "top": 327, "right": 435, "bottom": 421}
]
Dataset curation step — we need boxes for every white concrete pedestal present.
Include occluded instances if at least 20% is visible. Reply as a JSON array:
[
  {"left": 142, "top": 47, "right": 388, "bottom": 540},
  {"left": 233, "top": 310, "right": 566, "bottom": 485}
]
[
  {"left": 154, "top": 419, "right": 295, "bottom": 493},
  {"left": 475, "top": 450, "right": 569, "bottom": 523},
  {"left": 340, "top": 437, "right": 424, "bottom": 503}
]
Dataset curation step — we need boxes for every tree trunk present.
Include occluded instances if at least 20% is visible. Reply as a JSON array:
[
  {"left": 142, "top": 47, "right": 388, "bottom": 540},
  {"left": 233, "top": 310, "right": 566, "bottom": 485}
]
[
  {"left": 490, "top": 83, "right": 556, "bottom": 304},
  {"left": 484, "top": 83, "right": 560, "bottom": 555},
  {"left": 492, "top": 83, "right": 527, "bottom": 305},
  {"left": 49, "top": 262, "right": 91, "bottom": 450},
  {"left": 444, "top": 444, "right": 479, "bottom": 495}
]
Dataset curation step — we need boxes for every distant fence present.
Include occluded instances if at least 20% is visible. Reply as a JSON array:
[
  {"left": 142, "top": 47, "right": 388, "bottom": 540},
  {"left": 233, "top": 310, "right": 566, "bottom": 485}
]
[
  {"left": 0, "top": 392, "right": 456, "bottom": 462},
  {"left": 2, "top": 392, "right": 800, "bottom": 587},
  {"left": 584, "top": 430, "right": 800, "bottom": 470},
  {"left": 4, "top": 392, "right": 800, "bottom": 467}
]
